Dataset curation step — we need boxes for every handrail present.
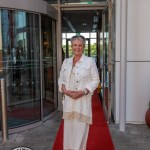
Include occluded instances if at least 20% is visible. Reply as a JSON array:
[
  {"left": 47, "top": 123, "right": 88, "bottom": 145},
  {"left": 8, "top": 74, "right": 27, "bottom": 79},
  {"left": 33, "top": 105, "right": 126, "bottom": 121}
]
[{"left": 1, "top": 78, "right": 8, "bottom": 142}]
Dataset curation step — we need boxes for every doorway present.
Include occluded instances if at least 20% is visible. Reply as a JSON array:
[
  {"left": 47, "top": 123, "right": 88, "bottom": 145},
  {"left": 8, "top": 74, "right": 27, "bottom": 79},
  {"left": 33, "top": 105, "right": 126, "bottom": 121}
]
[{"left": 60, "top": 2, "right": 115, "bottom": 122}]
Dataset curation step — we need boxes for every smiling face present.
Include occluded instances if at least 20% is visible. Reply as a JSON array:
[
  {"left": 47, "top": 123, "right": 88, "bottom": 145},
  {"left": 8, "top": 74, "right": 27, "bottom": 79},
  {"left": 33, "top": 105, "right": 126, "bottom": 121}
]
[{"left": 71, "top": 39, "right": 84, "bottom": 57}]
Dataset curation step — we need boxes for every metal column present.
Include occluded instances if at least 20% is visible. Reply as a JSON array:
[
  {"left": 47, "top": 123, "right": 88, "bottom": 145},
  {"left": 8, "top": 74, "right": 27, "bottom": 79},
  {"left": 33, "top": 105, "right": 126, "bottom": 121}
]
[
  {"left": 1, "top": 78, "right": 8, "bottom": 142},
  {"left": 119, "top": 0, "right": 128, "bottom": 132},
  {"left": 57, "top": 0, "right": 63, "bottom": 111}
]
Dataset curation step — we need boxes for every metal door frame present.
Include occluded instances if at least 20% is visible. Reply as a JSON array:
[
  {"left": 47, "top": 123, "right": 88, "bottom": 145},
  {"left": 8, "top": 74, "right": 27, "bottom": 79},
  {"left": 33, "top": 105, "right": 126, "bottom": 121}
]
[{"left": 102, "top": 0, "right": 114, "bottom": 122}]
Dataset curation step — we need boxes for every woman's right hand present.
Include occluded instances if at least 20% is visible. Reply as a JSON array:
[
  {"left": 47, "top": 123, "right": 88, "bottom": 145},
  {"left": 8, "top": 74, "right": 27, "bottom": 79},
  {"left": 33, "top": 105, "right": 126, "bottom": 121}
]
[
  {"left": 61, "top": 84, "right": 84, "bottom": 99},
  {"left": 61, "top": 84, "right": 73, "bottom": 97}
]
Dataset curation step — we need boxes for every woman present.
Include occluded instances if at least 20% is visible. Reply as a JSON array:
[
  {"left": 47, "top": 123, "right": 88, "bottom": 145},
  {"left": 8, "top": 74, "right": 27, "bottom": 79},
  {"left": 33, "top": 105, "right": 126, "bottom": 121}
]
[{"left": 58, "top": 35, "right": 100, "bottom": 150}]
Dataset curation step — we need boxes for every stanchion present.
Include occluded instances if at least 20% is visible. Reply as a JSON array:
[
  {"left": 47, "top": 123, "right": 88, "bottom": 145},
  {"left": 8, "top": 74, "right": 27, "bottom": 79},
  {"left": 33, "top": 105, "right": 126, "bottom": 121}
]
[{"left": 1, "top": 78, "right": 8, "bottom": 142}]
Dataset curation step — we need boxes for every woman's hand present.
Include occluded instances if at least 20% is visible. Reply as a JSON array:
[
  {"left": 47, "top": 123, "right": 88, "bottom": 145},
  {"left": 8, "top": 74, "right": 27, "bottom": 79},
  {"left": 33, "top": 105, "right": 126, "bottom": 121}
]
[
  {"left": 64, "top": 90, "right": 75, "bottom": 97},
  {"left": 61, "top": 84, "right": 86, "bottom": 100},
  {"left": 61, "top": 84, "right": 74, "bottom": 97},
  {"left": 70, "top": 90, "right": 84, "bottom": 100}
]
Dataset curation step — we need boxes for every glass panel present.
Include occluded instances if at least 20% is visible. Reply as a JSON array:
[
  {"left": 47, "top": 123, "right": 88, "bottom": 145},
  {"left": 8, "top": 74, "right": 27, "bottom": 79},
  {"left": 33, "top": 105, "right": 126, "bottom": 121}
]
[
  {"left": 60, "top": 0, "right": 107, "bottom": 4},
  {"left": 103, "top": 10, "right": 109, "bottom": 111},
  {"left": 90, "top": 38, "right": 96, "bottom": 60},
  {"left": 66, "top": 33, "right": 76, "bottom": 38},
  {"left": 62, "top": 33, "right": 66, "bottom": 38},
  {"left": 45, "top": 0, "right": 107, "bottom": 4},
  {"left": 90, "top": 32, "right": 96, "bottom": 38},
  {"left": 0, "top": 10, "right": 41, "bottom": 128},
  {"left": 62, "top": 39, "right": 66, "bottom": 58},
  {"left": 80, "top": 33, "right": 89, "bottom": 38},
  {"left": 84, "top": 40, "right": 89, "bottom": 56},
  {"left": 68, "top": 40, "right": 72, "bottom": 57},
  {"left": 41, "top": 15, "right": 56, "bottom": 117}
]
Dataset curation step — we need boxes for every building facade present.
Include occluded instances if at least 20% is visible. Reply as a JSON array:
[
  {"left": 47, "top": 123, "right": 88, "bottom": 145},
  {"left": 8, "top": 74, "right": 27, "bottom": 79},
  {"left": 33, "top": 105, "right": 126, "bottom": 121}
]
[{"left": 0, "top": 0, "right": 150, "bottom": 137}]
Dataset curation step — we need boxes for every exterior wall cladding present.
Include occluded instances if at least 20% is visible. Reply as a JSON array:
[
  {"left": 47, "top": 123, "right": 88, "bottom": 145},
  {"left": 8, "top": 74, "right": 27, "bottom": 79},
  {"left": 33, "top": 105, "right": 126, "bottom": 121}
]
[{"left": 115, "top": 0, "right": 150, "bottom": 124}]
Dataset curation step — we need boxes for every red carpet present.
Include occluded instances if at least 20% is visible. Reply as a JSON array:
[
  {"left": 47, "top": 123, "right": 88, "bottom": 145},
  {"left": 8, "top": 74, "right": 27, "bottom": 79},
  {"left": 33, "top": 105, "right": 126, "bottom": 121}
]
[{"left": 52, "top": 91, "right": 115, "bottom": 150}]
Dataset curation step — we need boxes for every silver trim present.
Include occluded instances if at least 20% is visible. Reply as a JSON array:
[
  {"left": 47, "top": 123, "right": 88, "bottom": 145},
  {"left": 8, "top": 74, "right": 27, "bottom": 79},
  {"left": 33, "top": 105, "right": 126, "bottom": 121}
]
[
  {"left": 39, "top": 14, "right": 43, "bottom": 120},
  {"left": 1, "top": 79, "right": 8, "bottom": 142},
  {"left": 119, "top": 0, "right": 128, "bottom": 132}
]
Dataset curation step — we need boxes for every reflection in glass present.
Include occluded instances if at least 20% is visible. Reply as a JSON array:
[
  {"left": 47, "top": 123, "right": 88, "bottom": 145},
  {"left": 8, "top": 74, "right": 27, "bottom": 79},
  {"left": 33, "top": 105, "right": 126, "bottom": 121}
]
[
  {"left": 41, "top": 15, "right": 56, "bottom": 117},
  {"left": 60, "top": 0, "right": 107, "bottom": 4},
  {"left": 103, "top": 10, "right": 109, "bottom": 111},
  {"left": 45, "top": 0, "right": 107, "bottom": 4},
  {"left": 0, "top": 10, "right": 41, "bottom": 128}
]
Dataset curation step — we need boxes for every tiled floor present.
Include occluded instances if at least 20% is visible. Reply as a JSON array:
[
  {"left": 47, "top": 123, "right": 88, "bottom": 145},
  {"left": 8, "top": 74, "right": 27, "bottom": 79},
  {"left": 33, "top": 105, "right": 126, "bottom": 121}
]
[{"left": 0, "top": 111, "right": 150, "bottom": 150}]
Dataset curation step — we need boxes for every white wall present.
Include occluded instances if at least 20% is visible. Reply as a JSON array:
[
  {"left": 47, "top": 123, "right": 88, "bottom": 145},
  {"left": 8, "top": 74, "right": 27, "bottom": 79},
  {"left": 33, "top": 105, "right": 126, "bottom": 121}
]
[
  {"left": 115, "top": 0, "right": 150, "bottom": 123},
  {"left": 126, "top": 0, "right": 150, "bottom": 123},
  {"left": 126, "top": 63, "right": 150, "bottom": 123},
  {"left": 127, "top": 0, "right": 150, "bottom": 61},
  {"left": 114, "top": 62, "right": 120, "bottom": 122}
]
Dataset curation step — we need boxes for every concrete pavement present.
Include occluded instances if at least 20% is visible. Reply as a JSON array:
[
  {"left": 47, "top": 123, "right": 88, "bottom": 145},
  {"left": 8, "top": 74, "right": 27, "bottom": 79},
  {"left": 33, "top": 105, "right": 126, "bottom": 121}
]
[{"left": 0, "top": 111, "right": 150, "bottom": 150}]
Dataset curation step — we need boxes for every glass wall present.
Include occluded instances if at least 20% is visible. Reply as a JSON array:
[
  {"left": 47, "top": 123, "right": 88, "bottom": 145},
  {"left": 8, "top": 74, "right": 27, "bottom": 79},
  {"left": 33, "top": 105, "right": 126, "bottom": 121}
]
[
  {"left": 102, "top": 9, "right": 109, "bottom": 112},
  {"left": 0, "top": 10, "right": 41, "bottom": 128},
  {"left": 41, "top": 15, "right": 57, "bottom": 117},
  {"left": 0, "top": 9, "right": 57, "bottom": 129}
]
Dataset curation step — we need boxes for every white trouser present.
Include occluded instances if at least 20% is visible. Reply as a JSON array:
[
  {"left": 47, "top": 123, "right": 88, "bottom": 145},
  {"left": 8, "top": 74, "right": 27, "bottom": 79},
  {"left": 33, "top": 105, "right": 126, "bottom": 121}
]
[{"left": 64, "top": 119, "right": 89, "bottom": 150}]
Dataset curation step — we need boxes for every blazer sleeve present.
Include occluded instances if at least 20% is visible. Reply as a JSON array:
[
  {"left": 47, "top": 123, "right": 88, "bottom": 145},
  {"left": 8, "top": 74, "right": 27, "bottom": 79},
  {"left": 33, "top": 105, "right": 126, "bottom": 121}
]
[
  {"left": 58, "top": 59, "right": 67, "bottom": 93},
  {"left": 85, "top": 58, "right": 100, "bottom": 93}
]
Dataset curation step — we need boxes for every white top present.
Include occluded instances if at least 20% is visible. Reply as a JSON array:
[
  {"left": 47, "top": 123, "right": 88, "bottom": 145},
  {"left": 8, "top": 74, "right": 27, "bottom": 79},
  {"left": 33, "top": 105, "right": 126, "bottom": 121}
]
[
  {"left": 58, "top": 55, "right": 100, "bottom": 124},
  {"left": 69, "top": 67, "right": 76, "bottom": 91}
]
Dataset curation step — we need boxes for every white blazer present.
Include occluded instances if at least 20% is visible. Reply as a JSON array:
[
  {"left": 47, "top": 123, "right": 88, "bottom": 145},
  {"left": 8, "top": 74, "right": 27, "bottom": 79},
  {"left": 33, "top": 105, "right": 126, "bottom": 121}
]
[{"left": 58, "top": 54, "right": 100, "bottom": 124}]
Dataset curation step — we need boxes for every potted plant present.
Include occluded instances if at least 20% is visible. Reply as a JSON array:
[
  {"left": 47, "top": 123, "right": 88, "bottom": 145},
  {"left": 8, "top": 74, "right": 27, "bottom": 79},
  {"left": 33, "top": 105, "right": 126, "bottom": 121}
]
[{"left": 145, "top": 101, "right": 150, "bottom": 128}]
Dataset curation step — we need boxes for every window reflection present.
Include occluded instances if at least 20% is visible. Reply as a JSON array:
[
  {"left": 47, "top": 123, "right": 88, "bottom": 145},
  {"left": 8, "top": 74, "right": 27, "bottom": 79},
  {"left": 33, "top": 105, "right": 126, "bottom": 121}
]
[
  {"left": 0, "top": 10, "right": 41, "bottom": 128},
  {"left": 103, "top": 10, "right": 109, "bottom": 111},
  {"left": 45, "top": 0, "right": 107, "bottom": 4},
  {"left": 0, "top": 9, "right": 57, "bottom": 130},
  {"left": 41, "top": 15, "right": 56, "bottom": 117}
]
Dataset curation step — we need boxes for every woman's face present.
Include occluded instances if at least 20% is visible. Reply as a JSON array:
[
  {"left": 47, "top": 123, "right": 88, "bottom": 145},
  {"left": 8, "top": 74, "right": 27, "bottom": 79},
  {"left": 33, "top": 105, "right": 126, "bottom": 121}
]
[{"left": 71, "top": 39, "right": 84, "bottom": 56}]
